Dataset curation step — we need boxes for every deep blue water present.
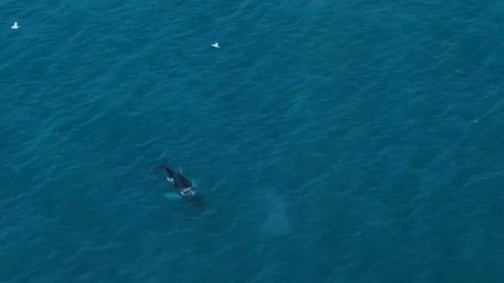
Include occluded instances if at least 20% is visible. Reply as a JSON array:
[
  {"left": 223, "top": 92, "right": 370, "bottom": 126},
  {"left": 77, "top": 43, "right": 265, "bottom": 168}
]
[{"left": 2, "top": 0, "right": 504, "bottom": 282}]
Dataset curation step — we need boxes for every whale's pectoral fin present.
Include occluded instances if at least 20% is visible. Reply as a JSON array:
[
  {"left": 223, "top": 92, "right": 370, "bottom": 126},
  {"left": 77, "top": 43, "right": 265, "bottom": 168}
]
[{"left": 164, "top": 193, "right": 181, "bottom": 200}]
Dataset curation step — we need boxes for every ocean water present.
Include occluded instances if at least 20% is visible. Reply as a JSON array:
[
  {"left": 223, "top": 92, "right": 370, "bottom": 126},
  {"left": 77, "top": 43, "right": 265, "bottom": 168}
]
[{"left": 2, "top": 0, "right": 504, "bottom": 282}]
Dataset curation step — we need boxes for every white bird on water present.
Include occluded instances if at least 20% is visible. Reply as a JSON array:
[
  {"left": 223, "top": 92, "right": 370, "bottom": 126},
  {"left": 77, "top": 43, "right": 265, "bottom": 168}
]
[
  {"left": 11, "top": 22, "right": 19, "bottom": 29},
  {"left": 211, "top": 42, "right": 220, "bottom": 49}
]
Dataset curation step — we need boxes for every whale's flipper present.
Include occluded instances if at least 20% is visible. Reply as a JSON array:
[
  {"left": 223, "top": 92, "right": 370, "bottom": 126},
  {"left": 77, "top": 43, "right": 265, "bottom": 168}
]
[{"left": 164, "top": 193, "right": 181, "bottom": 200}]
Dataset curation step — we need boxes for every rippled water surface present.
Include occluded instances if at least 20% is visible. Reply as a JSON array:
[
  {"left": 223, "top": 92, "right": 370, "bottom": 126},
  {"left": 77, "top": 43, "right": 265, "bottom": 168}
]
[{"left": 2, "top": 0, "right": 504, "bottom": 282}]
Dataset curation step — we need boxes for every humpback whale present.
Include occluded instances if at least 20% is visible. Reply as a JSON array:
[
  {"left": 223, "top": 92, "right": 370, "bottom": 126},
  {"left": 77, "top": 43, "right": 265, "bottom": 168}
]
[{"left": 154, "top": 161, "right": 203, "bottom": 204}]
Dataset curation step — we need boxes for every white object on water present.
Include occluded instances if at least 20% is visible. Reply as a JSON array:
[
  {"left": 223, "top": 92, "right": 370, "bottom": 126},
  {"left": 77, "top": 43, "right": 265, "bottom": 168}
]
[
  {"left": 11, "top": 22, "right": 19, "bottom": 30},
  {"left": 211, "top": 42, "right": 220, "bottom": 49}
]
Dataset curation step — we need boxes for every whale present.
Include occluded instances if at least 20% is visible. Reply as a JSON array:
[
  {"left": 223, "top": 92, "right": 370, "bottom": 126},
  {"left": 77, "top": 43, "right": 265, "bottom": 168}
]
[{"left": 153, "top": 161, "right": 203, "bottom": 204}]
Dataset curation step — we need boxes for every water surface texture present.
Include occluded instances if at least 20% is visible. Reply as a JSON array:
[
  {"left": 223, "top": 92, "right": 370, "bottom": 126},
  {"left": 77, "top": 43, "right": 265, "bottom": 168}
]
[{"left": 2, "top": 0, "right": 504, "bottom": 282}]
